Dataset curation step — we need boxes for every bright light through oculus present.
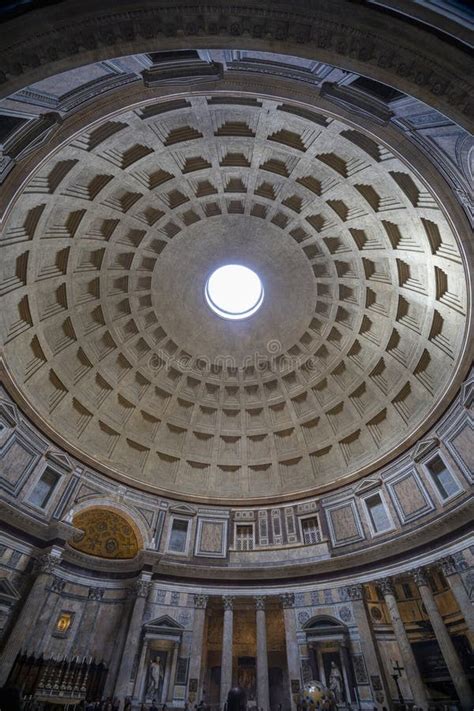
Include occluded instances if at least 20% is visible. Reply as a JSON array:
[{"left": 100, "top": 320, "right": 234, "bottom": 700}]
[{"left": 205, "top": 265, "right": 264, "bottom": 320}]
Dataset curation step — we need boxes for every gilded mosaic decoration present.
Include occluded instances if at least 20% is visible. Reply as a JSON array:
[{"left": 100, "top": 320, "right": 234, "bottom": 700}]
[{"left": 71, "top": 508, "right": 141, "bottom": 559}]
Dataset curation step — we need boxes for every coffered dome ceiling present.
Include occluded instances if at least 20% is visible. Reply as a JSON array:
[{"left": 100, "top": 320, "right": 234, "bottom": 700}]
[{"left": 0, "top": 92, "right": 470, "bottom": 502}]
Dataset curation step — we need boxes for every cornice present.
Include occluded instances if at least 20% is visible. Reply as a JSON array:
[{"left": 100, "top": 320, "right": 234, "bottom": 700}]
[{"left": 0, "top": 1, "right": 472, "bottom": 130}]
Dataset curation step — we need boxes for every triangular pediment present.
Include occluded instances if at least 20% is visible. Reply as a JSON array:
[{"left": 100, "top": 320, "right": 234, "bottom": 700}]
[
  {"left": 145, "top": 615, "right": 184, "bottom": 631},
  {"left": 0, "top": 400, "right": 18, "bottom": 427},
  {"left": 412, "top": 438, "right": 439, "bottom": 462},
  {"left": 305, "top": 615, "right": 345, "bottom": 630},
  {"left": 354, "top": 477, "right": 381, "bottom": 494},
  {"left": 46, "top": 450, "right": 74, "bottom": 471},
  {"left": 169, "top": 503, "right": 196, "bottom": 516}
]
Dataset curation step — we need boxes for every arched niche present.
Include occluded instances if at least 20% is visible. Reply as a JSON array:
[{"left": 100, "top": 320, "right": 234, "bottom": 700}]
[
  {"left": 303, "top": 616, "right": 354, "bottom": 703},
  {"left": 70, "top": 506, "right": 143, "bottom": 559},
  {"left": 303, "top": 615, "right": 349, "bottom": 639}
]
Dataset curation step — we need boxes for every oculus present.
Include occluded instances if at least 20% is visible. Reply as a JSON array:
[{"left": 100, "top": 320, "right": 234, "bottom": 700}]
[{"left": 205, "top": 264, "right": 264, "bottom": 320}]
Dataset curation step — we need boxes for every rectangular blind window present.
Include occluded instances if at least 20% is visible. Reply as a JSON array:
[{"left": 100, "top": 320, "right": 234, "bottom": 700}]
[
  {"left": 29, "top": 468, "right": 60, "bottom": 508},
  {"left": 236, "top": 525, "right": 254, "bottom": 551},
  {"left": 428, "top": 456, "right": 459, "bottom": 499},
  {"left": 365, "top": 493, "right": 391, "bottom": 533},
  {"left": 168, "top": 519, "right": 188, "bottom": 553},
  {"left": 301, "top": 517, "right": 320, "bottom": 544}
]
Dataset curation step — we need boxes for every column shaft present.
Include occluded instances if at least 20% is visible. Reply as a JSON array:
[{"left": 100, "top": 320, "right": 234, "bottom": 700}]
[
  {"left": 255, "top": 597, "right": 270, "bottom": 710},
  {"left": 346, "top": 585, "right": 392, "bottom": 709},
  {"left": 439, "top": 557, "right": 474, "bottom": 633},
  {"left": 0, "top": 552, "right": 61, "bottom": 686},
  {"left": 167, "top": 643, "right": 179, "bottom": 703},
  {"left": 220, "top": 596, "right": 234, "bottom": 708},
  {"left": 339, "top": 645, "right": 354, "bottom": 703},
  {"left": 103, "top": 595, "right": 133, "bottom": 698},
  {"left": 114, "top": 575, "right": 151, "bottom": 706},
  {"left": 132, "top": 639, "right": 149, "bottom": 702},
  {"left": 281, "top": 594, "right": 299, "bottom": 711},
  {"left": 414, "top": 569, "right": 474, "bottom": 711},
  {"left": 315, "top": 645, "right": 326, "bottom": 685},
  {"left": 378, "top": 579, "right": 428, "bottom": 709},
  {"left": 188, "top": 594, "right": 208, "bottom": 702}
]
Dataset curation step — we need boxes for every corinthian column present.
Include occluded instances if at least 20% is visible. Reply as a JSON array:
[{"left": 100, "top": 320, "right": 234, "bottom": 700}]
[
  {"left": 0, "top": 550, "right": 62, "bottom": 685},
  {"left": 114, "top": 573, "right": 152, "bottom": 706},
  {"left": 438, "top": 556, "right": 474, "bottom": 632},
  {"left": 412, "top": 568, "right": 473, "bottom": 711},
  {"left": 255, "top": 596, "right": 270, "bottom": 710},
  {"left": 187, "top": 594, "right": 208, "bottom": 702},
  {"left": 377, "top": 578, "right": 428, "bottom": 709},
  {"left": 344, "top": 584, "right": 391, "bottom": 709},
  {"left": 220, "top": 595, "right": 235, "bottom": 709},
  {"left": 280, "top": 593, "right": 299, "bottom": 711}
]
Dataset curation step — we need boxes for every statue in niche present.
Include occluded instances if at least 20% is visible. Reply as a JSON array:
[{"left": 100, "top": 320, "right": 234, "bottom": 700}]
[
  {"left": 328, "top": 661, "right": 343, "bottom": 703},
  {"left": 146, "top": 655, "right": 164, "bottom": 700}
]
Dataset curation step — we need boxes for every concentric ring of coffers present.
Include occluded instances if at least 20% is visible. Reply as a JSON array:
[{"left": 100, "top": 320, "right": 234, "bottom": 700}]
[{"left": 0, "top": 92, "right": 468, "bottom": 501}]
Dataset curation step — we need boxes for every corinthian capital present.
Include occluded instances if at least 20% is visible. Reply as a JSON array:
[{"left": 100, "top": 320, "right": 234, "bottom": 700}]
[
  {"left": 254, "top": 595, "right": 266, "bottom": 610},
  {"left": 34, "top": 553, "right": 60, "bottom": 576},
  {"left": 280, "top": 592, "right": 295, "bottom": 609},
  {"left": 88, "top": 586, "right": 105, "bottom": 601},
  {"left": 411, "top": 567, "right": 429, "bottom": 587},
  {"left": 223, "top": 595, "right": 235, "bottom": 611},
  {"left": 343, "top": 584, "right": 364, "bottom": 601},
  {"left": 134, "top": 577, "right": 151, "bottom": 598},
  {"left": 376, "top": 577, "right": 395, "bottom": 596},
  {"left": 193, "top": 593, "right": 209, "bottom": 609},
  {"left": 438, "top": 556, "right": 457, "bottom": 577},
  {"left": 51, "top": 576, "right": 65, "bottom": 593}
]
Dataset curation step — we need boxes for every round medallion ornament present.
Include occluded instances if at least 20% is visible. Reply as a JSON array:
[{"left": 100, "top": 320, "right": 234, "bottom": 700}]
[
  {"left": 338, "top": 606, "right": 352, "bottom": 622},
  {"left": 298, "top": 610, "right": 311, "bottom": 625},
  {"left": 370, "top": 605, "right": 383, "bottom": 621}
]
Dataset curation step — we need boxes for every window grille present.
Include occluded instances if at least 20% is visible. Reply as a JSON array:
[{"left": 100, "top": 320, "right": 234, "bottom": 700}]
[
  {"left": 236, "top": 525, "right": 254, "bottom": 551},
  {"left": 301, "top": 517, "right": 320, "bottom": 544}
]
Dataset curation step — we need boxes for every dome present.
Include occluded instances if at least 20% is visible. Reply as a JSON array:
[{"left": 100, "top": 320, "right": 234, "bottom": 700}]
[
  {"left": 0, "top": 3, "right": 473, "bottom": 711},
  {"left": 0, "top": 91, "right": 470, "bottom": 502}
]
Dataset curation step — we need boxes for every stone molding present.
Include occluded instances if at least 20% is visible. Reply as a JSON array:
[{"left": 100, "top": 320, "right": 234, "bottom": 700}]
[{"left": 0, "top": 1, "right": 471, "bottom": 129}]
